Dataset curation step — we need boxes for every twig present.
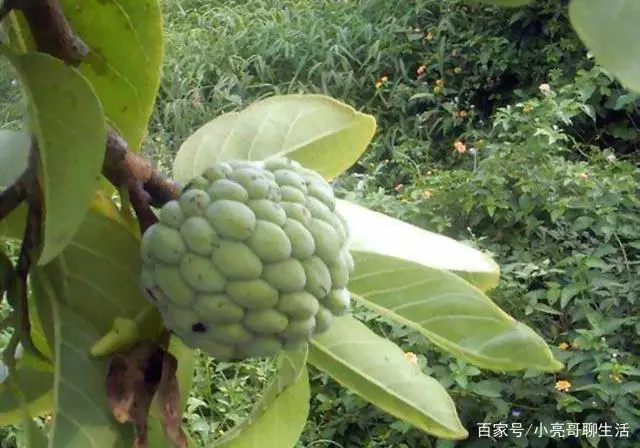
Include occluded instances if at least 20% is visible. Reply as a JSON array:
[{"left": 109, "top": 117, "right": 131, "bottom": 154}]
[
  {"left": 16, "top": 0, "right": 88, "bottom": 66},
  {"left": 103, "top": 129, "right": 180, "bottom": 206},
  {"left": 0, "top": 170, "right": 28, "bottom": 222},
  {"left": 5, "top": 139, "right": 48, "bottom": 361},
  {"left": 17, "top": 0, "right": 181, "bottom": 225}
]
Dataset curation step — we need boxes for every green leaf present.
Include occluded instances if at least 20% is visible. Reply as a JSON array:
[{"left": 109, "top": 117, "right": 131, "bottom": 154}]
[
  {"left": 0, "top": 130, "right": 29, "bottom": 239},
  {"left": 36, "top": 209, "right": 161, "bottom": 336},
  {"left": 337, "top": 199, "right": 500, "bottom": 291},
  {"left": 59, "top": 0, "right": 164, "bottom": 150},
  {"left": 309, "top": 316, "right": 468, "bottom": 440},
  {"left": 0, "top": 354, "right": 53, "bottom": 426},
  {"left": 213, "top": 346, "right": 310, "bottom": 448},
  {"left": 349, "top": 252, "right": 563, "bottom": 373},
  {"left": 0, "top": 49, "right": 107, "bottom": 265},
  {"left": 0, "top": 130, "right": 29, "bottom": 186},
  {"left": 569, "top": 0, "right": 640, "bottom": 94},
  {"left": 31, "top": 269, "right": 135, "bottom": 447},
  {"left": 172, "top": 94, "right": 376, "bottom": 182},
  {"left": 10, "top": 375, "right": 49, "bottom": 448}
]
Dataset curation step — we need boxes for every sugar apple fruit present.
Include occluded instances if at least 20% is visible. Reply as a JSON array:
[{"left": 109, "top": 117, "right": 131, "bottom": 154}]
[{"left": 140, "top": 158, "right": 354, "bottom": 360}]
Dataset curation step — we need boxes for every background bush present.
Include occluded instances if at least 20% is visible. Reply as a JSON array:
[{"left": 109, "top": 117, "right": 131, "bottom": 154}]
[{"left": 1, "top": 0, "right": 638, "bottom": 446}]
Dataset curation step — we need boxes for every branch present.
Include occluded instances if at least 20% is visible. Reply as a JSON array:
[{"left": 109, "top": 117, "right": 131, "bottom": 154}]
[
  {"left": 16, "top": 0, "right": 181, "bottom": 233},
  {"left": 16, "top": 0, "right": 88, "bottom": 66},
  {"left": 0, "top": 170, "right": 28, "bottom": 222}
]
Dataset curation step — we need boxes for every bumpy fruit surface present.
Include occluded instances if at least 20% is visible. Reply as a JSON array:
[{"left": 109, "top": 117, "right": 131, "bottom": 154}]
[{"left": 140, "top": 158, "right": 354, "bottom": 360}]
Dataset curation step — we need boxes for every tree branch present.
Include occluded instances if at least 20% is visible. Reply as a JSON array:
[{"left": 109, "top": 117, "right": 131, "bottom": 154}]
[
  {"left": 0, "top": 170, "right": 28, "bottom": 222},
  {"left": 15, "top": 0, "right": 88, "bottom": 66},
  {"left": 14, "top": 0, "right": 182, "bottom": 233}
]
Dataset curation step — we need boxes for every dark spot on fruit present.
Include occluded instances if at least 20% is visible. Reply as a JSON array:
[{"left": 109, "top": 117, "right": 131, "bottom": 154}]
[
  {"left": 192, "top": 322, "right": 207, "bottom": 333},
  {"left": 145, "top": 288, "right": 157, "bottom": 301}
]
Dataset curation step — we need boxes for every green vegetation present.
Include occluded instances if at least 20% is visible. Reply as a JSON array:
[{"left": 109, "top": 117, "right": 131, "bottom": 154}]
[{"left": 0, "top": 0, "right": 638, "bottom": 447}]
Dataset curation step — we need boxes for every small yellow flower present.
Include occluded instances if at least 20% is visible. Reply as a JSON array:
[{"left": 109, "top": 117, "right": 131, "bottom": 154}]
[
  {"left": 454, "top": 67, "right": 462, "bottom": 74},
  {"left": 404, "top": 352, "right": 418, "bottom": 364},
  {"left": 558, "top": 342, "right": 570, "bottom": 350},
  {"left": 555, "top": 380, "right": 572, "bottom": 392},
  {"left": 421, "top": 189, "right": 432, "bottom": 200},
  {"left": 435, "top": 79, "right": 444, "bottom": 88},
  {"left": 375, "top": 80, "right": 383, "bottom": 89},
  {"left": 381, "top": 75, "right": 389, "bottom": 82},
  {"left": 579, "top": 172, "right": 589, "bottom": 180},
  {"left": 523, "top": 105, "right": 534, "bottom": 113},
  {"left": 425, "top": 32, "right": 434, "bottom": 41},
  {"left": 454, "top": 140, "right": 466, "bottom": 153}
]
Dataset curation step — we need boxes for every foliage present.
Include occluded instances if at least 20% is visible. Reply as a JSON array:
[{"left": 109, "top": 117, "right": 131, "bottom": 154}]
[{"left": 0, "top": 0, "right": 639, "bottom": 447}]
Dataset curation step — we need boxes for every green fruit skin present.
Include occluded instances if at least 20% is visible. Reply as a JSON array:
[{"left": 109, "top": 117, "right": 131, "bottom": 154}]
[
  {"left": 324, "top": 288, "right": 351, "bottom": 316},
  {"left": 247, "top": 199, "right": 287, "bottom": 226},
  {"left": 159, "top": 201, "right": 185, "bottom": 229},
  {"left": 226, "top": 279, "right": 279, "bottom": 309},
  {"left": 154, "top": 264, "right": 195, "bottom": 307},
  {"left": 179, "top": 253, "right": 226, "bottom": 293},
  {"left": 246, "top": 220, "right": 292, "bottom": 263},
  {"left": 193, "top": 293, "right": 245, "bottom": 324},
  {"left": 277, "top": 291, "right": 320, "bottom": 320},
  {"left": 243, "top": 309, "right": 289, "bottom": 334},
  {"left": 281, "top": 316, "right": 316, "bottom": 341},
  {"left": 302, "top": 256, "right": 332, "bottom": 298},
  {"left": 205, "top": 200, "right": 256, "bottom": 241},
  {"left": 141, "top": 157, "right": 354, "bottom": 361},
  {"left": 149, "top": 225, "right": 186, "bottom": 265},
  {"left": 262, "top": 258, "right": 306, "bottom": 293},
  {"left": 314, "top": 307, "right": 334, "bottom": 334},
  {"left": 282, "top": 218, "right": 315, "bottom": 260},
  {"left": 207, "top": 179, "right": 249, "bottom": 203},
  {"left": 180, "top": 189, "right": 212, "bottom": 216},
  {"left": 180, "top": 216, "right": 219, "bottom": 256},
  {"left": 211, "top": 241, "right": 263, "bottom": 280},
  {"left": 308, "top": 218, "right": 342, "bottom": 265}
]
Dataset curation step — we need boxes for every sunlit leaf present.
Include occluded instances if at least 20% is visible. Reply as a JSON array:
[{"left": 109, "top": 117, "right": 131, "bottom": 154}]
[
  {"left": 60, "top": 0, "right": 164, "bottom": 150},
  {"left": 349, "top": 251, "right": 563, "bottom": 372},
  {"left": 569, "top": 0, "right": 640, "bottom": 94},
  {"left": 337, "top": 199, "right": 500, "bottom": 291},
  {"left": 309, "top": 316, "right": 468, "bottom": 440},
  {"left": 213, "top": 346, "right": 309, "bottom": 448},
  {"left": 173, "top": 94, "right": 376, "bottom": 182},
  {"left": 0, "top": 49, "right": 107, "bottom": 265}
]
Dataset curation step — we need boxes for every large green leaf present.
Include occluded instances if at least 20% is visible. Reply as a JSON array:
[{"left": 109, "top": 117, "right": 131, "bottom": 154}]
[
  {"left": 10, "top": 376, "right": 50, "bottom": 448},
  {"left": 31, "top": 268, "right": 135, "bottom": 447},
  {"left": 214, "top": 346, "right": 310, "bottom": 448},
  {"left": 172, "top": 94, "right": 376, "bottom": 182},
  {"left": 37, "top": 210, "right": 161, "bottom": 336},
  {"left": 309, "top": 316, "right": 468, "bottom": 440},
  {"left": 59, "top": 0, "right": 164, "bottom": 150},
  {"left": 337, "top": 199, "right": 500, "bottom": 291},
  {"left": 0, "top": 49, "right": 107, "bottom": 265},
  {"left": 349, "top": 251, "right": 563, "bottom": 372},
  {"left": 569, "top": 0, "right": 640, "bottom": 93}
]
